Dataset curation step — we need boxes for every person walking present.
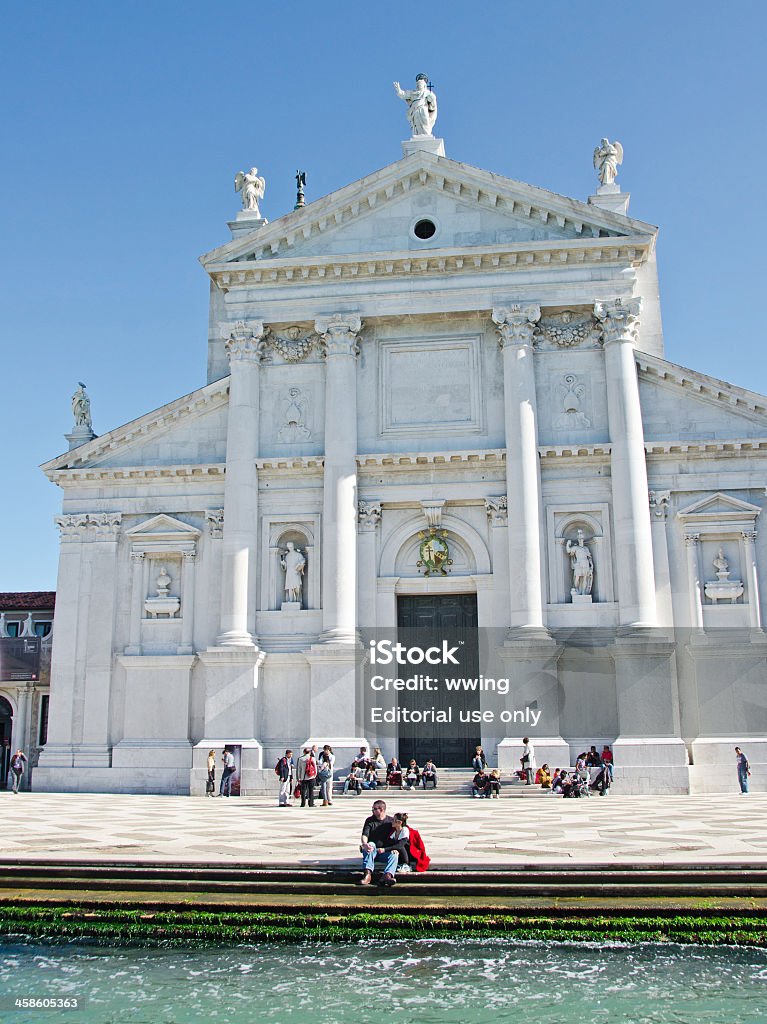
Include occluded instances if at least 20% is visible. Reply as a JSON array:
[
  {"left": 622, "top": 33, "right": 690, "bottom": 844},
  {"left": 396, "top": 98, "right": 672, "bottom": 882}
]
[
  {"left": 735, "top": 746, "right": 751, "bottom": 794},
  {"left": 275, "top": 748, "right": 294, "bottom": 807},
  {"left": 219, "top": 747, "right": 235, "bottom": 797},
  {"left": 318, "top": 744, "right": 336, "bottom": 806},
  {"left": 296, "top": 747, "right": 317, "bottom": 807},
  {"left": 205, "top": 749, "right": 216, "bottom": 797},
  {"left": 9, "top": 749, "right": 27, "bottom": 793}
]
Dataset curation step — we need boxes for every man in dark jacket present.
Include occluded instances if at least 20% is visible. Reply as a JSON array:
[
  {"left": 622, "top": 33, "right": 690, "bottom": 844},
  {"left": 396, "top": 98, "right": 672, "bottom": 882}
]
[
  {"left": 10, "top": 749, "right": 27, "bottom": 794},
  {"left": 276, "top": 749, "right": 294, "bottom": 806}
]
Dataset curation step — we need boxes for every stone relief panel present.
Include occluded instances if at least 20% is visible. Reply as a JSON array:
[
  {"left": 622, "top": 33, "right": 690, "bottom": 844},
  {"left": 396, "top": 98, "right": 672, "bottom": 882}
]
[
  {"left": 555, "top": 374, "right": 592, "bottom": 430},
  {"left": 259, "top": 367, "right": 322, "bottom": 454},
  {"left": 276, "top": 386, "right": 312, "bottom": 443},
  {"left": 533, "top": 309, "right": 602, "bottom": 351},
  {"left": 379, "top": 336, "right": 483, "bottom": 437},
  {"left": 264, "top": 325, "right": 321, "bottom": 364},
  {"left": 394, "top": 530, "right": 475, "bottom": 578},
  {"left": 535, "top": 349, "right": 608, "bottom": 444}
]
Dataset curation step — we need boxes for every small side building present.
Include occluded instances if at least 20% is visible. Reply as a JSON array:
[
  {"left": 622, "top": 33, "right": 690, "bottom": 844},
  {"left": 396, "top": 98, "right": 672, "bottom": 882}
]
[{"left": 0, "top": 592, "right": 55, "bottom": 789}]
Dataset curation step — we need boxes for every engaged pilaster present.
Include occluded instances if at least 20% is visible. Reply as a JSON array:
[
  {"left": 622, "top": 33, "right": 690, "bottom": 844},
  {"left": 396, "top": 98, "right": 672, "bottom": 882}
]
[
  {"left": 216, "top": 319, "right": 266, "bottom": 647},
  {"left": 596, "top": 297, "right": 657, "bottom": 627},
  {"left": 316, "top": 314, "right": 362, "bottom": 644},
  {"left": 492, "top": 304, "right": 546, "bottom": 633}
]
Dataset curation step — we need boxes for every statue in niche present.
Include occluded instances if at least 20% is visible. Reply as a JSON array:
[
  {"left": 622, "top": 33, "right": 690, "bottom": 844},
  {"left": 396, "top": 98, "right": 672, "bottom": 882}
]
[
  {"left": 280, "top": 541, "right": 306, "bottom": 603},
  {"left": 234, "top": 167, "right": 266, "bottom": 215},
  {"left": 593, "top": 138, "right": 623, "bottom": 187},
  {"left": 71, "top": 382, "right": 92, "bottom": 429},
  {"left": 277, "top": 387, "right": 311, "bottom": 443},
  {"left": 393, "top": 74, "right": 437, "bottom": 137},
  {"left": 566, "top": 529, "right": 594, "bottom": 597},
  {"left": 713, "top": 548, "right": 730, "bottom": 579}
]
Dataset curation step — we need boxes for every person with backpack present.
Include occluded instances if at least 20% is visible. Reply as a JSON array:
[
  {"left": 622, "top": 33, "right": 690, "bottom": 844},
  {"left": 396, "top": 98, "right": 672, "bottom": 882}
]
[
  {"left": 296, "top": 747, "right": 317, "bottom": 807},
  {"left": 275, "top": 749, "right": 294, "bottom": 807}
]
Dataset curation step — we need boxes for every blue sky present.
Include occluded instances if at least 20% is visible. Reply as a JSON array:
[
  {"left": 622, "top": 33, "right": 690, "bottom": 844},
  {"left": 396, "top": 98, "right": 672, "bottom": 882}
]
[{"left": 2, "top": 1, "right": 766, "bottom": 590}]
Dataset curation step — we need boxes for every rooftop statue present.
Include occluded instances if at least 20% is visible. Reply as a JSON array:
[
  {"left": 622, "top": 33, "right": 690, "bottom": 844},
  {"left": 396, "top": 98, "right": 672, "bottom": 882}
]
[
  {"left": 71, "top": 382, "right": 92, "bottom": 430},
  {"left": 234, "top": 167, "right": 266, "bottom": 215},
  {"left": 393, "top": 74, "right": 437, "bottom": 138},
  {"left": 593, "top": 138, "right": 623, "bottom": 187}
]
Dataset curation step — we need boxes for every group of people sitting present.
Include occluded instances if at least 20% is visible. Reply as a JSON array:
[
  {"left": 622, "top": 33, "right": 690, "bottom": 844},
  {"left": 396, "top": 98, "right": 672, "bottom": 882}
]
[
  {"left": 343, "top": 747, "right": 439, "bottom": 794},
  {"left": 358, "top": 799, "right": 430, "bottom": 886},
  {"left": 534, "top": 746, "right": 613, "bottom": 797}
]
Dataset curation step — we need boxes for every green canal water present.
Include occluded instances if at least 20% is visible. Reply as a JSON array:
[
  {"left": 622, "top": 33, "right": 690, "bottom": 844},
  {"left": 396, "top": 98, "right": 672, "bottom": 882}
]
[{"left": 1, "top": 940, "right": 766, "bottom": 1023}]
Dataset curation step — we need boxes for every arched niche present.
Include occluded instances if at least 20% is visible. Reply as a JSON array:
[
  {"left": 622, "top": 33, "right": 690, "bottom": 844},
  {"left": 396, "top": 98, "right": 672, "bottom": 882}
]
[
  {"left": 553, "top": 511, "right": 611, "bottom": 604},
  {"left": 379, "top": 512, "right": 491, "bottom": 579},
  {"left": 267, "top": 523, "right": 316, "bottom": 610}
]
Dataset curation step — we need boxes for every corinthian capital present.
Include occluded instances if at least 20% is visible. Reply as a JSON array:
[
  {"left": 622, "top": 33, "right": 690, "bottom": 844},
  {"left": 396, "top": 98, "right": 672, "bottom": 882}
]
[
  {"left": 224, "top": 319, "right": 268, "bottom": 363},
  {"left": 315, "top": 314, "right": 362, "bottom": 357},
  {"left": 492, "top": 304, "right": 541, "bottom": 349},
  {"left": 594, "top": 297, "right": 642, "bottom": 346}
]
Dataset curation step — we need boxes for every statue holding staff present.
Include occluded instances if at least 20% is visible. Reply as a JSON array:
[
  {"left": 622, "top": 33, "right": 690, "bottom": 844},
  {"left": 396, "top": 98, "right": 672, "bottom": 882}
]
[{"left": 393, "top": 74, "right": 438, "bottom": 137}]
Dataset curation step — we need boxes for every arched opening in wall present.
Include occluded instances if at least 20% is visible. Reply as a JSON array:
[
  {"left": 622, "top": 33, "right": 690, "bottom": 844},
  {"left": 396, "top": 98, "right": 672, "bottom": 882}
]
[
  {"left": 275, "top": 529, "right": 310, "bottom": 610},
  {"left": 0, "top": 696, "right": 13, "bottom": 789}
]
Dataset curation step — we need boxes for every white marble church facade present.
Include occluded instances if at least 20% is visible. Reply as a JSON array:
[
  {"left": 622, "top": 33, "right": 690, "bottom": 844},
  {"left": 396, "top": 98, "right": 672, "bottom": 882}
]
[{"left": 35, "top": 124, "right": 767, "bottom": 795}]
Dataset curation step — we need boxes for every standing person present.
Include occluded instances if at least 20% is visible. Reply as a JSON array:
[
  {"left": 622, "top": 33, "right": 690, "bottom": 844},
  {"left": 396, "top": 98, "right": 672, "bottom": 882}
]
[
  {"left": 318, "top": 744, "right": 336, "bottom": 806},
  {"left": 521, "top": 738, "right": 536, "bottom": 785},
  {"left": 275, "top": 749, "right": 294, "bottom": 807},
  {"left": 9, "top": 749, "right": 27, "bottom": 794},
  {"left": 205, "top": 749, "right": 216, "bottom": 797},
  {"left": 296, "top": 747, "right": 317, "bottom": 807},
  {"left": 471, "top": 746, "right": 487, "bottom": 772},
  {"left": 736, "top": 747, "right": 751, "bottom": 794},
  {"left": 219, "top": 747, "right": 235, "bottom": 797}
]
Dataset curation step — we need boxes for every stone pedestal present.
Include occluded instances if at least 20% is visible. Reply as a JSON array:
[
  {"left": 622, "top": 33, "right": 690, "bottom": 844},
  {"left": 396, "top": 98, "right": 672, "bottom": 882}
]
[
  {"left": 401, "top": 136, "right": 445, "bottom": 158},
  {"left": 588, "top": 186, "right": 630, "bottom": 216},
  {"left": 305, "top": 645, "right": 368, "bottom": 760},
  {"left": 281, "top": 601, "right": 301, "bottom": 613},
  {"left": 227, "top": 212, "right": 268, "bottom": 239},
  {"left": 112, "top": 655, "right": 195, "bottom": 769},
  {"left": 571, "top": 594, "right": 593, "bottom": 606},
  {"left": 198, "top": 648, "right": 265, "bottom": 742},
  {"left": 65, "top": 426, "right": 96, "bottom": 450},
  {"left": 496, "top": 632, "right": 568, "bottom": 769}
]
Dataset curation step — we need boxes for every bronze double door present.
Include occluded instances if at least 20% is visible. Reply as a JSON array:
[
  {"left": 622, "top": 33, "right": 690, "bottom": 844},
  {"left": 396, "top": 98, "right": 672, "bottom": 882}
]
[{"left": 396, "top": 594, "right": 480, "bottom": 768}]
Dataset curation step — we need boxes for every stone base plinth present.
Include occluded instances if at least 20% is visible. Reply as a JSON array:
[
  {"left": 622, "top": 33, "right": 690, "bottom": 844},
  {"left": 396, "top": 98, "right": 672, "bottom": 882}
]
[{"left": 401, "top": 136, "right": 445, "bottom": 158}]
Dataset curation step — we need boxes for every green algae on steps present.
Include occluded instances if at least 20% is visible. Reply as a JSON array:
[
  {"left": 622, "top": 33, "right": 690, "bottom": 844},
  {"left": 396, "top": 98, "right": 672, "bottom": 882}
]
[{"left": 2, "top": 904, "right": 767, "bottom": 946}]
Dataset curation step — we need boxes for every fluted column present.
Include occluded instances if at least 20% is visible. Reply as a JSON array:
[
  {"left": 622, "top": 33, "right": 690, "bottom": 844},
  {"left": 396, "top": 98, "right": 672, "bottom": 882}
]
[
  {"left": 125, "top": 552, "right": 144, "bottom": 655},
  {"left": 216, "top": 320, "right": 266, "bottom": 647},
  {"left": 741, "top": 531, "right": 762, "bottom": 629},
  {"left": 316, "top": 314, "right": 362, "bottom": 644},
  {"left": 596, "top": 298, "right": 657, "bottom": 626},
  {"left": 684, "top": 533, "right": 704, "bottom": 628},
  {"left": 492, "top": 304, "right": 546, "bottom": 632}
]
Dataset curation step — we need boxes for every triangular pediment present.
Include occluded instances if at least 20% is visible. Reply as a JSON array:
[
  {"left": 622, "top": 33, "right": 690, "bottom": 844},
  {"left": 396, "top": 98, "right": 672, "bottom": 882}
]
[
  {"left": 678, "top": 492, "right": 761, "bottom": 521},
  {"left": 638, "top": 351, "right": 767, "bottom": 439},
  {"left": 126, "top": 514, "right": 201, "bottom": 539},
  {"left": 201, "top": 151, "right": 656, "bottom": 271},
  {"left": 41, "top": 377, "right": 230, "bottom": 476}
]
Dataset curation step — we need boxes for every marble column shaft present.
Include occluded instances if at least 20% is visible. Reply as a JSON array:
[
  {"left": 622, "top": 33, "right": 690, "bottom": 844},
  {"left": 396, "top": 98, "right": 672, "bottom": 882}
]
[
  {"left": 493, "top": 305, "right": 545, "bottom": 631},
  {"left": 684, "top": 534, "right": 704, "bottom": 628},
  {"left": 216, "top": 321, "right": 265, "bottom": 647},
  {"left": 316, "top": 314, "right": 362, "bottom": 644},
  {"left": 597, "top": 298, "right": 657, "bottom": 626}
]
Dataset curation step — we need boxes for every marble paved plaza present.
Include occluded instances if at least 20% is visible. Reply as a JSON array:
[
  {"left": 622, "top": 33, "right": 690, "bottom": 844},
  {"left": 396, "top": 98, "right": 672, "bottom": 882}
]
[{"left": 1, "top": 791, "right": 765, "bottom": 866}]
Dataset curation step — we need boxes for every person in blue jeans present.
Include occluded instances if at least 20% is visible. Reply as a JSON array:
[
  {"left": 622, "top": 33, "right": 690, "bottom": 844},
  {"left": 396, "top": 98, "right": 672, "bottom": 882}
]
[
  {"left": 735, "top": 747, "right": 751, "bottom": 794},
  {"left": 220, "top": 748, "right": 235, "bottom": 797},
  {"left": 358, "top": 799, "right": 398, "bottom": 886}
]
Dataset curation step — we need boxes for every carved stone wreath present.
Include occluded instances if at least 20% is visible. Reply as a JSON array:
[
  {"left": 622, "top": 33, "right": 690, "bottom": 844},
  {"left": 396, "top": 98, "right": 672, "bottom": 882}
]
[
  {"left": 534, "top": 311, "right": 601, "bottom": 349},
  {"left": 269, "top": 328, "right": 319, "bottom": 363}
]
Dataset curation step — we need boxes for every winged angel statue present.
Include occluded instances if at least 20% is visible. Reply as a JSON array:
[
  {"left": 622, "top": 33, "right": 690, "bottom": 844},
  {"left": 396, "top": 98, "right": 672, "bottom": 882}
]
[
  {"left": 235, "top": 167, "right": 266, "bottom": 215},
  {"left": 593, "top": 138, "right": 623, "bottom": 187}
]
